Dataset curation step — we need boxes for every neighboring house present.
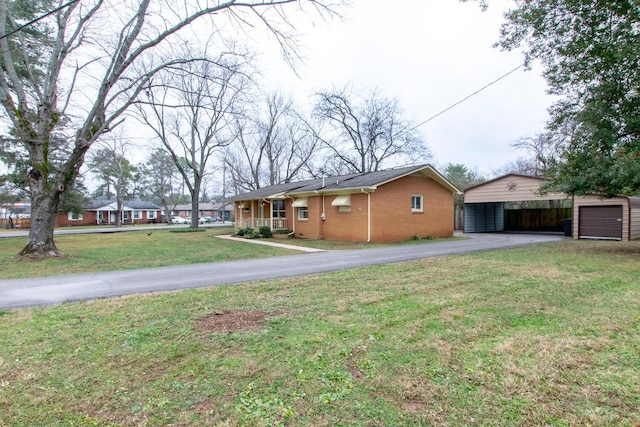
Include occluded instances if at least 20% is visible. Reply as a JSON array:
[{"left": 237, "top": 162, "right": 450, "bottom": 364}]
[
  {"left": 56, "top": 199, "right": 163, "bottom": 227},
  {"left": 463, "top": 173, "right": 640, "bottom": 241},
  {"left": 232, "top": 164, "right": 461, "bottom": 243},
  {"left": 172, "top": 202, "right": 234, "bottom": 221}
]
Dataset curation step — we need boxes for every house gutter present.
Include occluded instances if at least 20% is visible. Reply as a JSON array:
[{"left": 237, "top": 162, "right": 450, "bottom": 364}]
[{"left": 287, "top": 196, "right": 296, "bottom": 236}]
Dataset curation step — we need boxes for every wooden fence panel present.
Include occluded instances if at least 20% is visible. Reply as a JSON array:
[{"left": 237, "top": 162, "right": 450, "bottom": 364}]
[
  {"left": 505, "top": 208, "right": 572, "bottom": 232},
  {"left": 0, "top": 218, "right": 31, "bottom": 229}
]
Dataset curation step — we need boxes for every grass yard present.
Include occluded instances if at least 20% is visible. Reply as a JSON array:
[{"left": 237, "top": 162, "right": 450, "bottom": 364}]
[
  {"left": 0, "top": 227, "right": 299, "bottom": 279},
  {"left": 1, "top": 239, "right": 639, "bottom": 426},
  {"left": 0, "top": 228, "right": 460, "bottom": 279}
]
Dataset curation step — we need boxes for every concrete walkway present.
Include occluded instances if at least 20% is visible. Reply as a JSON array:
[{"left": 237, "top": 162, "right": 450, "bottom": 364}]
[
  {"left": 0, "top": 233, "right": 565, "bottom": 310},
  {"left": 215, "top": 234, "right": 325, "bottom": 252}
]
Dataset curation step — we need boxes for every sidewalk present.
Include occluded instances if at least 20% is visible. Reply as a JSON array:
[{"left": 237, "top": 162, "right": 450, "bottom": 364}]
[{"left": 215, "top": 234, "right": 325, "bottom": 253}]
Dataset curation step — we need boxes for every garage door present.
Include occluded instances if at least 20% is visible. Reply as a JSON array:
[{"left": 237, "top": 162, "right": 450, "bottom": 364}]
[{"left": 579, "top": 206, "right": 623, "bottom": 240}]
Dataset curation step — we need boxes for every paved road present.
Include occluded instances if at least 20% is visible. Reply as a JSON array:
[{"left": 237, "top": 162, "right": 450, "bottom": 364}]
[
  {"left": 0, "top": 222, "right": 230, "bottom": 238},
  {"left": 0, "top": 233, "right": 564, "bottom": 310}
]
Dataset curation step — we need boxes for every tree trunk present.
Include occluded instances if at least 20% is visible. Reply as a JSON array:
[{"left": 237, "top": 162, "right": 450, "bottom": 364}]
[{"left": 18, "top": 194, "right": 64, "bottom": 259}]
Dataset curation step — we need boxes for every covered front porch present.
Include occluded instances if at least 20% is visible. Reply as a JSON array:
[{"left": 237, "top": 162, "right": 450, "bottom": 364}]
[
  {"left": 235, "top": 198, "right": 291, "bottom": 232},
  {"left": 235, "top": 217, "right": 289, "bottom": 231}
]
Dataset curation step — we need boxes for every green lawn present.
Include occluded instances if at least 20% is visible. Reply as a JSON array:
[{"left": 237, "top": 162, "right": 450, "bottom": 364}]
[
  {"left": 0, "top": 227, "right": 300, "bottom": 279},
  {"left": 0, "top": 227, "right": 460, "bottom": 279},
  {"left": 1, "top": 239, "right": 638, "bottom": 425}
]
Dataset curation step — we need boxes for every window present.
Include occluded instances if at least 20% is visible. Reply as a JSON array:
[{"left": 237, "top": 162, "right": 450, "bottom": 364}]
[
  {"left": 411, "top": 195, "right": 423, "bottom": 212},
  {"left": 147, "top": 210, "right": 157, "bottom": 219},
  {"left": 272, "top": 200, "right": 286, "bottom": 218},
  {"left": 133, "top": 210, "right": 142, "bottom": 220},
  {"left": 123, "top": 211, "right": 130, "bottom": 220},
  {"left": 338, "top": 206, "right": 351, "bottom": 213},
  {"left": 298, "top": 207, "right": 309, "bottom": 220},
  {"left": 67, "top": 212, "right": 83, "bottom": 221}
]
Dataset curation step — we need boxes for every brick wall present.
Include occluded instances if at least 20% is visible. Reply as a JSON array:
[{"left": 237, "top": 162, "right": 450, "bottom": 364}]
[
  {"left": 370, "top": 175, "right": 454, "bottom": 242},
  {"left": 291, "top": 175, "right": 454, "bottom": 243}
]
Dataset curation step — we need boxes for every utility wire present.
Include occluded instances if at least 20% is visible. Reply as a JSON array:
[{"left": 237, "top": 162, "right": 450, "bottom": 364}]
[
  {"left": 0, "top": 0, "right": 79, "bottom": 41},
  {"left": 412, "top": 62, "right": 526, "bottom": 130}
]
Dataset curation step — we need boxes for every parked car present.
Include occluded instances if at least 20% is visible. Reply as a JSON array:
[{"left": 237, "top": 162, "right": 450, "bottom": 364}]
[
  {"left": 171, "top": 216, "right": 188, "bottom": 224},
  {"left": 201, "top": 216, "right": 212, "bottom": 223}
]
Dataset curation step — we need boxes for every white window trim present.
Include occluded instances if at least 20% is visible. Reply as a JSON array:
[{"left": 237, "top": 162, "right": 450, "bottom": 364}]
[
  {"left": 147, "top": 210, "right": 157, "bottom": 219},
  {"left": 298, "top": 206, "right": 309, "bottom": 220},
  {"left": 133, "top": 210, "right": 142, "bottom": 219},
  {"left": 67, "top": 212, "right": 84, "bottom": 221},
  {"left": 411, "top": 195, "right": 424, "bottom": 212}
]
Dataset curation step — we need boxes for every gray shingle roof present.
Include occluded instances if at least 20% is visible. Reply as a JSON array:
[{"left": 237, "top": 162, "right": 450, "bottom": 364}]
[
  {"left": 86, "top": 199, "right": 161, "bottom": 210},
  {"left": 233, "top": 164, "right": 460, "bottom": 200}
]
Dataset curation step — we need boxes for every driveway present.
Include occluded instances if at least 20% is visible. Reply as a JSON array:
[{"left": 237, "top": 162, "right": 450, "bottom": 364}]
[{"left": 0, "top": 233, "right": 564, "bottom": 310}]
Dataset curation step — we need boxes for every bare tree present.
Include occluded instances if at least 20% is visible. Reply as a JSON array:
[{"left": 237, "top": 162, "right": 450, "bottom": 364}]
[
  {"left": 0, "top": 0, "right": 340, "bottom": 258},
  {"left": 312, "top": 86, "right": 431, "bottom": 174},
  {"left": 138, "top": 51, "right": 250, "bottom": 228},
  {"left": 494, "top": 133, "right": 562, "bottom": 177},
  {"left": 225, "top": 92, "right": 320, "bottom": 192}
]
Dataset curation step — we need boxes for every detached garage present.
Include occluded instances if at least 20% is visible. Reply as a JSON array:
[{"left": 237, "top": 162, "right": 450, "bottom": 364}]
[{"left": 573, "top": 196, "right": 640, "bottom": 241}]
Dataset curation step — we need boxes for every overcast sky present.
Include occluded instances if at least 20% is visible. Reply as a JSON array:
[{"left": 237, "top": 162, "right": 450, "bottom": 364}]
[{"left": 257, "top": 0, "right": 555, "bottom": 177}]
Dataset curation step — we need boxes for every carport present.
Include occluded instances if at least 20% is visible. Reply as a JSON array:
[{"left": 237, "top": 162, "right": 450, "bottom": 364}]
[{"left": 463, "top": 174, "right": 570, "bottom": 234}]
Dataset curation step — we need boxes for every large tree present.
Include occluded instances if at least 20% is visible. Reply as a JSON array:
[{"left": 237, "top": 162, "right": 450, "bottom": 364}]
[
  {"left": 88, "top": 141, "right": 136, "bottom": 227},
  {"left": 312, "top": 86, "right": 431, "bottom": 175},
  {"left": 225, "top": 92, "right": 320, "bottom": 192},
  {"left": 143, "top": 148, "right": 183, "bottom": 223},
  {"left": 496, "top": 0, "right": 640, "bottom": 197},
  {"left": 0, "top": 0, "right": 339, "bottom": 258},
  {"left": 138, "top": 52, "right": 249, "bottom": 228}
]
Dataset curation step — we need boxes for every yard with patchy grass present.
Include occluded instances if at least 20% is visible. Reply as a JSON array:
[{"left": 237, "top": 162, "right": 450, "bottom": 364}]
[{"left": 1, "top": 239, "right": 639, "bottom": 425}]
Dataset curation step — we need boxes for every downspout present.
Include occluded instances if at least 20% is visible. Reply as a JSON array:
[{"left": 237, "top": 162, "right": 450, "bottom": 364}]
[
  {"left": 287, "top": 196, "right": 296, "bottom": 236},
  {"left": 321, "top": 194, "right": 326, "bottom": 239},
  {"left": 361, "top": 188, "right": 371, "bottom": 242},
  {"left": 262, "top": 198, "right": 271, "bottom": 229}
]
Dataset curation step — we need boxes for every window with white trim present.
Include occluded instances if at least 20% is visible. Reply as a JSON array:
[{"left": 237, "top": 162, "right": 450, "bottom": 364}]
[
  {"left": 298, "top": 206, "right": 309, "bottom": 220},
  {"left": 411, "top": 195, "right": 423, "bottom": 212},
  {"left": 147, "top": 210, "right": 157, "bottom": 219},
  {"left": 272, "top": 200, "right": 286, "bottom": 218},
  {"left": 67, "top": 212, "right": 83, "bottom": 221},
  {"left": 133, "top": 210, "right": 142, "bottom": 220},
  {"left": 123, "top": 211, "right": 130, "bottom": 220}
]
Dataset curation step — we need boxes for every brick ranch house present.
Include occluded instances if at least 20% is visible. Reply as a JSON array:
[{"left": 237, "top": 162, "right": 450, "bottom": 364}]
[
  {"left": 232, "top": 164, "right": 461, "bottom": 243},
  {"left": 56, "top": 199, "right": 163, "bottom": 227}
]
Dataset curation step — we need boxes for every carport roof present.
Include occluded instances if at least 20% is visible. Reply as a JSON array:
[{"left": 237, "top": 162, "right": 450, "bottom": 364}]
[{"left": 463, "top": 174, "right": 568, "bottom": 204}]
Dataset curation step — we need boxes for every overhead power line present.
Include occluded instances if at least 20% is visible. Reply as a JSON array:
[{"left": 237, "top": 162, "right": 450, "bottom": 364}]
[
  {"left": 413, "top": 62, "right": 527, "bottom": 130},
  {"left": 0, "top": 0, "right": 79, "bottom": 41}
]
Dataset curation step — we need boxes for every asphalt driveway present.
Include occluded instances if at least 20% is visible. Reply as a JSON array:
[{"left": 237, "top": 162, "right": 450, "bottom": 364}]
[{"left": 0, "top": 233, "right": 564, "bottom": 310}]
